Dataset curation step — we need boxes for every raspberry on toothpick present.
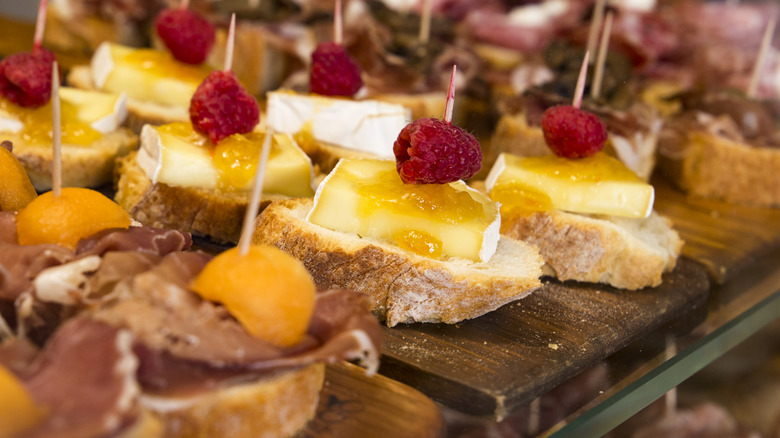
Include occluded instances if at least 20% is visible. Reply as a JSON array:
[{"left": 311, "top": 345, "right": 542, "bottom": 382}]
[
  {"left": 189, "top": 14, "right": 260, "bottom": 144},
  {"left": 540, "top": 51, "right": 608, "bottom": 159},
  {"left": 155, "top": 0, "right": 216, "bottom": 65},
  {"left": 309, "top": 0, "right": 363, "bottom": 97},
  {"left": 393, "top": 65, "right": 482, "bottom": 185},
  {"left": 0, "top": 0, "right": 58, "bottom": 108}
]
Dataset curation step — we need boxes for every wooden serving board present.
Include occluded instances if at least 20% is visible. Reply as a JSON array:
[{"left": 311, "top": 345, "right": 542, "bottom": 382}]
[
  {"left": 302, "top": 362, "right": 445, "bottom": 438},
  {"left": 653, "top": 176, "right": 780, "bottom": 284},
  {"left": 380, "top": 258, "right": 709, "bottom": 420}
]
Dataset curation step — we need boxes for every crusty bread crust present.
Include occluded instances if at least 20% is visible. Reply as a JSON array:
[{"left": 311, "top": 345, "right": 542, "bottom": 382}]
[
  {"left": 252, "top": 198, "right": 544, "bottom": 326},
  {"left": 115, "top": 151, "right": 285, "bottom": 243},
  {"left": 658, "top": 130, "right": 780, "bottom": 207},
  {"left": 500, "top": 210, "right": 683, "bottom": 290},
  {"left": 141, "top": 364, "right": 325, "bottom": 438},
  {"left": 7, "top": 129, "right": 137, "bottom": 192},
  {"left": 68, "top": 66, "right": 190, "bottom": 133}
]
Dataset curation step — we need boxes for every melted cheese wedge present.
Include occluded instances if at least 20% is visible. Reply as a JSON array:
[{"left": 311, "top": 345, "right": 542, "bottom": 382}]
[
  {"left": 138, "top": 123, "right": 314, "bottom": 197},
  {"left": 307, "top": 158, "right": 500, "bottom": 262},
  {"left": 266, "top": 91, "right": 411, "bottom": 157},
  {"left": 485, "top": 152, "right": 654, "bottom": 218},
  {"left": 91, "top": 42, "right": 211, "bottom": 109},
  {"left": 0, "top": 87, "right": 127, "bottom": 145},
  {"left": 0, "top": 366, "right": 46, "bottom": 437}
]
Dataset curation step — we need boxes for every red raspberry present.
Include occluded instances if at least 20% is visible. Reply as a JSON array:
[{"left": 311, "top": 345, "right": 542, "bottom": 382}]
[
  {"left": 0, "top": 48, "right": 57, "bottom": 108},
  {"left": 190, "top": 70, "right": 260, "bottom": 144},
  {"left": 310, "top": 42, "right": 363, "bottom": 97},
  {"left": 394, "top": 118, "right": 482, "bottom": 184},
  {"left": 540, "top": 105, "right": 607, "bottom": 158},
  {"left": 155, "top": 8, "right": 215, "bottom": 65}
]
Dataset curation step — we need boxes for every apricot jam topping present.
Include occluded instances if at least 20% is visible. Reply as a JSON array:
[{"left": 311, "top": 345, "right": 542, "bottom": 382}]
[
  {"left": 0, "top": 96, "right": 101, "bottom": 146},
  {"left": 486, "top": 152, "right": 654, "bottom": 218},
  {"left": 119, "top": 47, "right": 210, "bottom": 84},
  {"left": 158, "top": 123, "right": 281, "bottom": 190},
  {"left": 308, "top": 159, "right": 500, "bottom": 262},
  {"left": 356, "top": 167, "right": 488, "bottom": 225}
]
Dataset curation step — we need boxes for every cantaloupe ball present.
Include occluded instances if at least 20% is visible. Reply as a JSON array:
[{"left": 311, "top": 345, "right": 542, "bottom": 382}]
[
  {"left": 16, "top": 187, "right": 132, "bottom": 249},
  {"left": 190, "top": 245, "right": 316, "bottom": 348},
  {"left": 0, "top": 145, "right": 37, "bottom": 211},
  {"left": 0, "top": 365, "right": 46, "bottom": 437}
]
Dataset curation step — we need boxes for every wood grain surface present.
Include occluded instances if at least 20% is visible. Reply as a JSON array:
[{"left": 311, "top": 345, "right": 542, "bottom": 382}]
[
  {"left": 379, "top": 258, "right": 709, "bottom": 420},
  {"left": 302, "top": 362, "right": 445, "bottom": 438},
  {"left": 653, "top": 176, "right": 780, "bottom": 284}
]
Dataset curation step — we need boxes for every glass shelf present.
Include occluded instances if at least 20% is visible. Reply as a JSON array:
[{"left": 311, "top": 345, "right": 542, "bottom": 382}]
[{"left": 542, "top": 245, "right": 780, "bottom": 437}]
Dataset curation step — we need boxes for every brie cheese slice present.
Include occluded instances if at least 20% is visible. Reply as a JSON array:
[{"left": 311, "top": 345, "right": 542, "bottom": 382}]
[{"left": 267, "top": 91, "right": 411, "bottom": 158}]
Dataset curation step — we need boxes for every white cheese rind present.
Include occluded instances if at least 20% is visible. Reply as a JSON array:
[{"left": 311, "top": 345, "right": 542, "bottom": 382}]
[
  {"left": 267, "top": 91, "right": 411, "bottom": 158},
  {"left": 91, "top": 42, "right": 114, "bottom": 90}
]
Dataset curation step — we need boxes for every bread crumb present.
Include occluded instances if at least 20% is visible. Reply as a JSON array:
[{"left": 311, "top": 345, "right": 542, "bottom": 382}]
[{"left": 548, "top": 343, "right": 559, "bottom": 350}]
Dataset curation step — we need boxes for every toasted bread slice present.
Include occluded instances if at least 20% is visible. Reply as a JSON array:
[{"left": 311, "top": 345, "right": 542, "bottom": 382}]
[
  {"left": 252, "top": 198, "right": 543, "bottom": 326},
  {"left": 140, "top": 364, "right": 325, "bottom": 438},
  {"left": 6, "top": 129, "right": 137, "bottom": 192},
  {"left": 658, "top": 130, "right": 780, "bottom": 207},
  {"left": 67, "top": 66, "right": 190, "bottom": 133},
  {"left": 115, "top": 151, "right": 286, "bottom": 243},
  {"left": 500, "top": 210, "right": 683, "bottom": 290}
]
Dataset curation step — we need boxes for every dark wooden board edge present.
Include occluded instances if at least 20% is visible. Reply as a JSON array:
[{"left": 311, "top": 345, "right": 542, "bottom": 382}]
[{"left": 379, "top": 258, "right": 710, "bottom": 420}]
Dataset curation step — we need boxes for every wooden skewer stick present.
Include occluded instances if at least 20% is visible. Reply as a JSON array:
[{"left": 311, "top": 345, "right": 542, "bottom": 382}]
[
  {"left": 591, "top": 11, "right": 614, "bottom": 100},
  {"left": 443, "top": 65, "right": 457, "bottom": 124},
  {"left": 52, "top": 61, "right": 62, "bottom": 197},
  {"left": 34, "top": 0, "right": 48, "bottom": 51},
  {"left": 584, "top": 0, "right": 606, "bottom": 65},
  {"left": 418, "top": 0, "right": 433, "bottom": 45},
  {"left": 747, "top": 16, "right": 776, "bottom": 99},
  {"left": 573, "top": 51, "right": 590, "bottom": 109},
  {"left": 223, "top": 14, "right": 236, "bottom": 72},
  {"left": 334, "top": 0, "right": 343, "bottom": 45},
  {"left": 238, "top": 130, "right": 274, "bottom": 256}
]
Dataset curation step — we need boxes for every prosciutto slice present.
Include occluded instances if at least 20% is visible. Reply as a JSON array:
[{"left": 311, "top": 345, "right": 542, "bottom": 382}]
[
  {"left": 6, "top": 318, "right": 140, "bottom": 438},
  {"left": 89, "top": 251, "right": 383, "bottom": 394}
]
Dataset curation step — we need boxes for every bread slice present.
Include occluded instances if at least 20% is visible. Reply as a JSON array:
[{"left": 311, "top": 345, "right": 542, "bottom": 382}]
[
  {"left": 140, "top": 364, "right": 325, "bottom": 438},
  {"left": 500, "top": 210, "right": 683, "bottom": 290},
  {"left": 115, "top": 151, "right": 286, "bottom": 243},
  {"left": 6, "top": 129, "right": 137, "bottom": 192},
  {"left": 657, "top": 130, "right": 780, "bottom": 207},
  {"left": 67, "top": 66, "right": 191, "bottom": 133},
  {"left": 252, "top": 198, "right": 544, "bottom": 326}
]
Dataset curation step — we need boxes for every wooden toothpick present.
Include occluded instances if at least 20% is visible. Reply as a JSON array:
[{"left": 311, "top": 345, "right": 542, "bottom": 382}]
[
  {"left": 591, "top": 11, "right": 614, "bottom": 100},
  {"left": 223, "top": 14, "right": 236, "bottom": 72},
  {"left": 747, "top": 16, "right": 776, "bottom": 99},
  {"left": 573, "top": 51, "right": 590, "bottom": 109},
  {"left": 51, "top": 61, "right": 62, "bottom": 197},
  {"left": 334, "top": 0, "right": 343, "bottom": 45},
  {"left": 33, "top": 0, "right": 48, "bottom": 51},
  {"left": 238, "top": 130, "right": 274, "bottom": 256},
  {"left": 443, "top": 65, "right": 456, "bottom": 124},
  {"left": 418, "top": 0, "right": 433, "bottom": 45},
  {"left": 584, "top": 0, "right": 606, "bottom": 65}
]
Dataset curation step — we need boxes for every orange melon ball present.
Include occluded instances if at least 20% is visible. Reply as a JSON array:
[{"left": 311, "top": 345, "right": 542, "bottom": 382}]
[
  {"left": 16, "top": 187, "right": 132, "bottom": 249},
  {"left": 0, "top": 145, "right": 37, "bottom": 211},
  {"left": 191, "top": 245, "right": 316, "bottom": 348},
  {"left": 0, "top": 365, "right": 46, "bottom": 437}
]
